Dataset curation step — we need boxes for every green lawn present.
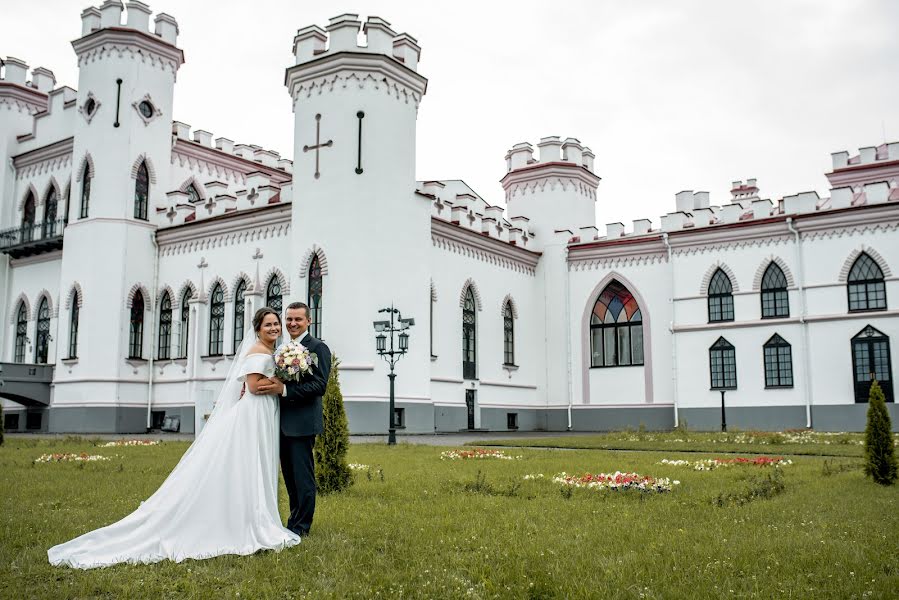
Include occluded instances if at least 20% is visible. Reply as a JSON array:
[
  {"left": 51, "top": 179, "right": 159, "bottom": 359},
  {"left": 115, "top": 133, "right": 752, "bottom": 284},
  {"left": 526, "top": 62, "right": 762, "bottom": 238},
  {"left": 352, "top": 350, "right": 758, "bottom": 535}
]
[{"left": 2, "top": 436, "right": 898, "bottom": 599}]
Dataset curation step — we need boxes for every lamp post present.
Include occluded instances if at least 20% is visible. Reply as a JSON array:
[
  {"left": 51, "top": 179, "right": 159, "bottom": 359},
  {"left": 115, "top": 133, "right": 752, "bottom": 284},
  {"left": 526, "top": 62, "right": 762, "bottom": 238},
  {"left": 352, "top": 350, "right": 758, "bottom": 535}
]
[{"left": 373, "top": 305, "right": 414, "bottom": 445}]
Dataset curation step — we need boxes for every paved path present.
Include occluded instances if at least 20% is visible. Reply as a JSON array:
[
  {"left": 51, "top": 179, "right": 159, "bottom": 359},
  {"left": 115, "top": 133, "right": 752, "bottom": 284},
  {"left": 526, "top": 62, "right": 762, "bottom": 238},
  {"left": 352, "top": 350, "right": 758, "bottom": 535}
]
[{"left": 6, "top": 431, "right": 591, "bottom": 446}]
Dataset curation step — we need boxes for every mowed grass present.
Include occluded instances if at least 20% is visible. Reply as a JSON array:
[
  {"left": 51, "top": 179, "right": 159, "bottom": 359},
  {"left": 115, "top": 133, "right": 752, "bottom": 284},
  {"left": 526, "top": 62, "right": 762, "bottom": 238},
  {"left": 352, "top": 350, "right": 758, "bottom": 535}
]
[
  {"left": 1, "top": 436, "right": 898, "bottom": 599},
  {"left": 474, "top": 429, "right": 892, "bottom": 458}
]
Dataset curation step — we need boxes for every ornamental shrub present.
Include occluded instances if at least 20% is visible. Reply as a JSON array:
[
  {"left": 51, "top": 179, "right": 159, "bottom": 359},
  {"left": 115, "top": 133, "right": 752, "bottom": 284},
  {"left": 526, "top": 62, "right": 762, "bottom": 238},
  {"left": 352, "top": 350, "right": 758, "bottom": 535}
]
[
  {"left": 313, "top": 356, "right": 353, "bottom": 494},
  {"left": 863, "top": 380, "right": 898, "bottom": 486}
]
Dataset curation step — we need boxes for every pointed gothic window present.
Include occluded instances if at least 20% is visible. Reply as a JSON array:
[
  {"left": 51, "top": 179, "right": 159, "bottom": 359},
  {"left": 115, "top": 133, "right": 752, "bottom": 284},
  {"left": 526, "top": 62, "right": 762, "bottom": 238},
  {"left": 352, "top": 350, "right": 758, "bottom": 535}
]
[
  {"left": 590, "top": 280, "right": 644, "bottom": 368},
  {"left": 708, "top": 269, "right": 735, "bottom": 323},
  {"left": 14, "top": 302, "right": 27, "bottom": 363},
  {"left": 709, "top": 337, "right": 737, "bottom": 390},
  {"left": 763, "top": 333, "right": 793, "bottom": 388},
  {"left": 180, "top": 290, "right": 191, "bottom": 358},
  {"left": 80, "top": 163, "right": 91, "bottom": 219},
  {"left": 761, "top": 263, "right": 789, "bottom": 318},
  {"left": 68, "top": 292, "right": 80, "bottom": 359},
  {"left": 22, "top": 191, "right": 36, "bottom": 242},
  {"left": 308, "top": 256, "right": 323, "bottom": 338},
  {"left": 847, "top": 253, "right": 887, "bottom": 312},
  {"left": 462, "top": 287, "right": 477, "bottom": 379},
  {"left": 186, "top": 184, "right": 201, "bottom": 204},
  {"left": 430, "top": 287, "right": 436, "bottom": 358},
  {"left": 503, "top": 300, "right": 515, "bottom": 366},
  {"left": 43, "top": 188, "right": 58, "bottom": 238},
  {"left": 233, "top": 279, "right": 247, "bottom": 352},
  {"left": 852, "top": 326, "right": 893, "bottom": 403},
  {"left": 129, "top": 291, "right": 145, "bottom": 359},
  {"left": 134, "top": 161, "right": 149, "bottom": 220},
  {"left": 34, "top": 297, "right": 50, "bottom": 363},
  {"left": 158, "top": 292, "right": 172, "bottom": 360},
  {"left": 266, "top": 276, "right": 282, "bottom": 315},
  {"left": 208, "top": 283, "right": 225, "bottom": 356}
]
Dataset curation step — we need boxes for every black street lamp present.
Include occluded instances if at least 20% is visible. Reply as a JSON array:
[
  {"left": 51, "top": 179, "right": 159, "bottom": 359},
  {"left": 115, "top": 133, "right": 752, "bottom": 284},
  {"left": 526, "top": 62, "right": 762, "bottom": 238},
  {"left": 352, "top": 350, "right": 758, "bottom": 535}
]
[{"left": 373, "top": 305, "right": 414, "bottom": 445}]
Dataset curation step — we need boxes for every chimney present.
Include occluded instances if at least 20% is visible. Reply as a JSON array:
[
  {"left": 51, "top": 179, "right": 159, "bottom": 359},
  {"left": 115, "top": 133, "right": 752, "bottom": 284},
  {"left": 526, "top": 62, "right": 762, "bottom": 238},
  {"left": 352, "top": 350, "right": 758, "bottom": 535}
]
[
  {"left": 99, "top": 0, "right": 124, "bottom": 28},
  {"left": 80, "top": 7, "right": 102, "bottom": 36},
  {"left": 561, "top": 137, "right": 583, "bottom": 164},
  {"left": 326, "top": 14, "right": 362, "bottom": 52},
  {"left": 154, "top": 13, "right": 179, "bottom": 45},
  {"left": 508, "top": 142, "right": 534, "bottom": 170},
  {"left": 293, "top": 25, "right": 327, "bottom": 64},
  {"left": 215, "top": 137, "right": 234, "bottom": 153},
  {"left": 537, "top": 136, "right": 562, "bottom": 163},
  {"left": 675, "top": 190, "right": 693, "bottom": 213},
  {"left": 31, "top": 67, "right": 55, "bottom": 92},
  {"left": 392, "top": 34, "right": 421, "bottom": 70},
  {"left": 3, "top": 57, "right": 28, "bottom": 86},
  {"left": 193, "top": 130, "right": 213, "bottom": 147},
  {"left": 363, "top": 16, "right": 396, "bottom": 54},
  {"left": 125, "top": 1, "right": 152, "bottom": 31}
]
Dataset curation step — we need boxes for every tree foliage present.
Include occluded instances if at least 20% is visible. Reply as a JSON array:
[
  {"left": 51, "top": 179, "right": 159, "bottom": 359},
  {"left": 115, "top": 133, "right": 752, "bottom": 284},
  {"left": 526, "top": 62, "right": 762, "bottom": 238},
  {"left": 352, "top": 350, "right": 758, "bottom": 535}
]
[
  {"left": 863, "top": 380, "right": 897, "bottom": 486},
  {"left": 314, "top": 356, "right": 353, "bottom": 494}
]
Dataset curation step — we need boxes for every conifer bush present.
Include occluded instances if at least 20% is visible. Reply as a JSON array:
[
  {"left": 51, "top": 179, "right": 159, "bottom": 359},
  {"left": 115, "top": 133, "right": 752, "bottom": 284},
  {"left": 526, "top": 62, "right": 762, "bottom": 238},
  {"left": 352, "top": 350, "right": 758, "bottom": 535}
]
[
  {"left": 314, "top": 356, "right": 353, "bottom": 494},
  {"left": 863, "top": 380, "right": 897, "bottom": 486}
]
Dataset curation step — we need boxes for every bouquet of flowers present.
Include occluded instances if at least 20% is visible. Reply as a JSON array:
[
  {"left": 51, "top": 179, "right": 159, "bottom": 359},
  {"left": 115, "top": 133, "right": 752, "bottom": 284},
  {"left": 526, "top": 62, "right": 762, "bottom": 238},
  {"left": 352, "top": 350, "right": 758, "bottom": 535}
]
[{"left": 273, "top": 341, "right": 317, "bottom": 382}]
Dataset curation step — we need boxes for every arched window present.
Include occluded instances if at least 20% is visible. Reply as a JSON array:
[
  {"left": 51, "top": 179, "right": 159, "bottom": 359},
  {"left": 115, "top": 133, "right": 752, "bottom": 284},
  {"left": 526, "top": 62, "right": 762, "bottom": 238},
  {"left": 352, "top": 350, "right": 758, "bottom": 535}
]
[
  {"left": 430, "top": 288, "right": 436, "bottom": 358},
  {"left": 68, "top": 292, "right": 80, "bottom": 359},
  {"left": 158, "top": 292, "right": 172, "bottom": 360},
  {"left": 64, "top": 185, "right": 70, "bottom": 224},
  {"left": 760, "top": 263, "right": 789, "bottom": 318},
  {"left": 763, "top": 333, "right": 793, "bottom": 388},
  {"left": 462, "top": 288, "right": 477, "bottom": 379},
  {"left": 848, "top": 253, "right": 887, "bottom": 312},
  {"left": 34, "top": 297, "right": 50, "bottom": 363},
  {"left": 186, "top": 184, "right": 201, "bottom": 204},
  {"left": 80, "top": 163, "right": 91, "bottom": 219},
  {"left": 308, "top": 256, "right": 323, "bottom": 338},
  {"left": 129, "top": 291, "right": 144, "bottom": 359},
  {"left": 14, "top": 302, "right": 27, "bottom": 363},
  {"left": 179, "top": 290, "right": 191, "bottom": 358},
  {"left": 208, "top": 283, "right": 225, "bottom": 356},
  {"left": 590, "top": 280, "right": 644, "bottom": 367},
  {"left": 266, "top": 275, "right": 282, "bottom": 314},
  {"left": 709, "top": 337, "right": 737, "bottom": 390},
  {"left": 503, "top": 300, "right": 515, "bottom": 366},
  {"left": 43, "top": 188, "right": 58, "bottom": 238},
  {"left": 852, "top": 325, "right": 893, "bottom": 403},
  {"left": 22, "top": 191, "right": 36, "bottom": 242},
  {"left": 233, "top": 279, "right": 247, "bottom": 351},
  {"left": 708, "top": 269, "right": 734, "bottom": 323},
  {"left": 134, "top": 161, "right": 149, "bottom": 220}
]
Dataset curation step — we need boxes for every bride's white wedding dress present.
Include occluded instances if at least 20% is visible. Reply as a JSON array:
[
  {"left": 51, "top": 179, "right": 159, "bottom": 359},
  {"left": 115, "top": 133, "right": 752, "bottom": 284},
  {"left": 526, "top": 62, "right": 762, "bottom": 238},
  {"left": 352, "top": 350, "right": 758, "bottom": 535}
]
[{"left": 48, "top": 350, "right": 300, "bottom": 569}]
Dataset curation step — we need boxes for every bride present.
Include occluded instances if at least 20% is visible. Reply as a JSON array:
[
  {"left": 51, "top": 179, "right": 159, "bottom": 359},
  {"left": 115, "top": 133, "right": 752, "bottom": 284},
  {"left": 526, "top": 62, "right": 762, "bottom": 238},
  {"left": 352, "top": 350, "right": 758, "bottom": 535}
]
[{"left": 48, "top": 307, "right": 301, "bottom": 569}]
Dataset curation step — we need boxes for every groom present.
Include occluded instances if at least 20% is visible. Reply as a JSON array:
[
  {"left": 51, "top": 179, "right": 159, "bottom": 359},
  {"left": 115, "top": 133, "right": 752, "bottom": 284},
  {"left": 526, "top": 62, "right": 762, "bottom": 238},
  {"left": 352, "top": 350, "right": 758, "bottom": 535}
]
[{"left": 259, "top": 301, "right": 331, "bottom": 537}]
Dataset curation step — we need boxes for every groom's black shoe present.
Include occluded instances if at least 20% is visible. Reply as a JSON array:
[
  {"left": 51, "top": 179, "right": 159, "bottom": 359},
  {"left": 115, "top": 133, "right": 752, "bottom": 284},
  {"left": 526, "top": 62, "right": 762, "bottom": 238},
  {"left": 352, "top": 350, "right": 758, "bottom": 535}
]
[{"left": 290, "top": 527, "right": 309, "bottom": 538}]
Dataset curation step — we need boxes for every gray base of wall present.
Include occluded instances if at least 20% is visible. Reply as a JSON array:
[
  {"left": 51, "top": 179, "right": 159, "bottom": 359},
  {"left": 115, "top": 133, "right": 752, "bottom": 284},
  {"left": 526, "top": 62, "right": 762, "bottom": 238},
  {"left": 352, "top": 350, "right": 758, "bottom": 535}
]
[
  {"left": 47, "top": 406, "right": 196, "bottom": 434},
  {"left": 678, "top": 404, "right": 899, "bottom": 432},
  {"left": 567, "top": 407, "right": 675, "bottom": 431}
]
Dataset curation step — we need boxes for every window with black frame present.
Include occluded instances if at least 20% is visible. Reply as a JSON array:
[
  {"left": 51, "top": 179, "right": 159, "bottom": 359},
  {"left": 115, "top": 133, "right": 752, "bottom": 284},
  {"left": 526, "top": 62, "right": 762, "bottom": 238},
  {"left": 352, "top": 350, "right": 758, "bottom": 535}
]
[
  {"left": 763, "top": 333, "right": 793, "bottom": 388},
  {"left": 134, "top": 161, "right": 149, "bottom": 220},
  {"left": 80, "top": 163, "right": 91, "bottom": 219},
  {"left": 760, "top": 263, "right": 789, "bottom": 318},
  {"left": 179, "top": 290, "right": 191, "bottom": 358},
  {"left": 22, "top": 192, "right": 36, "bottom": 242},
  {"left": 266, "top": 276, "right": 282, "bottom": 314},
  {"left": 14, "top": 302, "right": 27, "bottom": 363},
  {"left": 851, "top": 325, "right": 893, "bottom": 403},
  {"left": 158, "top": 292, "right": 172, "bottom": 360},
  {"left": 208, "top": 283, "right": 225, "bottom": 356},
  {"left": 42, "top": 188, "right": 58, "bottom": 237},
  {"left": 308, "top": 256, "right": 323, "bottom": 339},
  {"left": 68, "top": 293, "right": 80, "bottom": 359},
  {"left": 34, "top": 297, "right": 50, "bottom": 363},
  {"left": 709, "top": 337, "right": 737, "bottom": 389},
  {"left": 462, "top": 288, "right": 477, "bottom": 379},
  {"left": 233, "top": 279, "right": 246, "bottom": 352},
  {"left": 590, "top": 280, "right": 644, "bottom": 367},
  {"left": 503, "top": 300, "right": 515, "bottom": 366},
  {"left": 708, "top": 269, "right": 734, "bottom": 322},
  {"left": 129, "top": 291, "right": 145, "bottom": 359},
  {"left": 847, "top": 253, "right": 887, "bottom": 312}
]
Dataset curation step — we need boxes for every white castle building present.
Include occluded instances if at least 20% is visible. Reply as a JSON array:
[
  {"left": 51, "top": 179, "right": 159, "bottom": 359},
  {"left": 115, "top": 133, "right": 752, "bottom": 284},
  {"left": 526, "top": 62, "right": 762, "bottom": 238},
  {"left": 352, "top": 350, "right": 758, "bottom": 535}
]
[{"left": 1, "top": 3, "right": 897, "bottom": 435}]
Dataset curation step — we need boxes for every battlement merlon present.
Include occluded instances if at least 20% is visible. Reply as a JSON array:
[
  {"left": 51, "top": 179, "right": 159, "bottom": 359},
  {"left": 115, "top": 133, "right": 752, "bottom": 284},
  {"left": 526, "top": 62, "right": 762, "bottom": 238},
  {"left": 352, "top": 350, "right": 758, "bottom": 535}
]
[
  {"left": 831, "top": 142, "right": 899, "bottom": 170},
  {"left": 0, "top": 57, "right": 57, "bottom": 96},
  {"left": 75, "top": 2, "right": 182, "bottom": 65},
  {"left": 504, "top": 136, "right": 597, "bottom": 176},
  {"left": 290, "top": 14, "right": 423, "bottom": 73}
]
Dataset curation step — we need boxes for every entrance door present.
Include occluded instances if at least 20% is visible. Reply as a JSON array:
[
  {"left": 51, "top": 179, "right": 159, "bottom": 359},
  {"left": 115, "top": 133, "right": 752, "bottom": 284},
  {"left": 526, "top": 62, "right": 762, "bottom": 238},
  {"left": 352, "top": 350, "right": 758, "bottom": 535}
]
[
  {"left": 852, "top": 325, "right": 894, "bottom": 403},
  {"left": 465, "top": 389, "right": 476, "bottom": 430}
]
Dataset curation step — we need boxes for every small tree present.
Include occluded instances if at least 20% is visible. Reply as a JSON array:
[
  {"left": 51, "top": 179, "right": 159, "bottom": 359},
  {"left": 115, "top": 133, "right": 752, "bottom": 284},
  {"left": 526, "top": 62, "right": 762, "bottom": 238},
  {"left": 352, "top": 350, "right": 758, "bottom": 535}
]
[
  {"left": 314, "top": 355, "right": 353, "bottom": 494},
  {"left": 863, "top": 380, "right": 897, "bottom": 486}
]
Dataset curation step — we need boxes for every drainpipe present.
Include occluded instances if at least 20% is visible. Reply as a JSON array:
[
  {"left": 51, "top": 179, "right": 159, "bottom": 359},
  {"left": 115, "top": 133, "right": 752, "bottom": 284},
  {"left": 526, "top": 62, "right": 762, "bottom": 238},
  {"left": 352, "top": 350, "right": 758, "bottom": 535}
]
[
  {"left": 564, "top": 245, "right": 573, "bottom": 430},
  {"left": 786, "top": 217, "right": 812, "bottom": 429},
  {"left": 146, "top": 231, "right": 159, "bottom": 430},
  {"left": 662, "top": 233, "right": 679, "bottom": 428}
]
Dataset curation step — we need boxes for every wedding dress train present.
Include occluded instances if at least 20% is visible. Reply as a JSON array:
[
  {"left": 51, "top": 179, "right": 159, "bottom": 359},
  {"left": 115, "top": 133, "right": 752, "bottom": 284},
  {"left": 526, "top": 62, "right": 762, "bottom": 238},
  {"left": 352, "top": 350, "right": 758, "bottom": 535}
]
[{"left": 48, "top": 351, "right": 300, "bottom": 569}]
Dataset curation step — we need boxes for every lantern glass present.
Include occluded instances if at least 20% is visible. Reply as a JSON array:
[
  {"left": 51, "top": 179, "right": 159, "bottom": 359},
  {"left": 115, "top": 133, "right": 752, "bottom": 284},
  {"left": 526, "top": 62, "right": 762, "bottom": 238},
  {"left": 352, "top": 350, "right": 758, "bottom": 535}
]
[
  {"left": 398, "top": 331, "right": 409, "bottom": 351},
  {"left": 376, "top": 333, "right": 387, "bottom": 353}
]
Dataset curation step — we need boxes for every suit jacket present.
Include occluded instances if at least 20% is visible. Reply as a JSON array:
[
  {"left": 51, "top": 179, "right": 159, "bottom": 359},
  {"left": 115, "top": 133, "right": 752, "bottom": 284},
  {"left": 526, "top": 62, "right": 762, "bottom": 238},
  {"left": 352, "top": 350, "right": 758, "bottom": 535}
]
[{"left": 281, "top": 334, "right": 331, "bottom": 437}]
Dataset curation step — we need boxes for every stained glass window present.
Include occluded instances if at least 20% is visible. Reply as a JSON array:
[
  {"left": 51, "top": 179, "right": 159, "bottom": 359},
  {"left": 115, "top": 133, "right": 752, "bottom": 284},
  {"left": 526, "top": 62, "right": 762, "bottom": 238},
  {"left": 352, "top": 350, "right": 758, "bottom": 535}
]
[
  {"left": 208, "top": 283, "right": 225, "bottom": 356},
  {"left": 761, "top": 263, "right": 789, "bottom": 318},
  {"left": 709, "top": 337, "right": 737, "bottom": 389},
  {"left": 848, "top": 253, "right": 887, "bottom": 312},
  {"left": 708, "top": 269, "right": 734, "bottom": 322},
  {"left": 129, "top": 291, "right": 144, "bottom": 359},
  {"left": 308, "top": 256, "right": 323, "bottom": 339},
  {"left": 134, "top": 161, "right": 149, "bottom": 220},
  {"left": 763, "top": 334, "right": 793, "bottom": 388},
  {"left": 266, "top": 276, "right": 282, "bottom": 315},
  {"left": 158, "top": 292, "right": 172, "bottom": 360},
  {"left": 590, "top": 280, "right": 644, "bottom": 367},
  {"left": 186, "top": 184, "right": 201, "bottom": 204}
]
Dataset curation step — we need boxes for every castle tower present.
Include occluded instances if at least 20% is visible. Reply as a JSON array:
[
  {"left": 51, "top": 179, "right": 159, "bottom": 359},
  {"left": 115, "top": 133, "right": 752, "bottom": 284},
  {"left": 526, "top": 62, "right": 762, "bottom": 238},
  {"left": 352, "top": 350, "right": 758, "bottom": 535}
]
[
  {"left": 51, "top": 1, "right": 183, "bottom": 432},
  {"left": 501, "top": 137, "right": 601, "bottom": 410},
  {"left": 285, "top": 15, "right": 432, "bottom": 421}
]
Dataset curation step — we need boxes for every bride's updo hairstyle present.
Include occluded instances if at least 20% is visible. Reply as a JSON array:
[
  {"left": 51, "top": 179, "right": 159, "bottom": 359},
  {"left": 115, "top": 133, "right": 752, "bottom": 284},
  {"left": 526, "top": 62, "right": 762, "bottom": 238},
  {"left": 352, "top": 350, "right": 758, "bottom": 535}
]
[{"left": 252, "top": 307, "right": 282, "bottom": 333}]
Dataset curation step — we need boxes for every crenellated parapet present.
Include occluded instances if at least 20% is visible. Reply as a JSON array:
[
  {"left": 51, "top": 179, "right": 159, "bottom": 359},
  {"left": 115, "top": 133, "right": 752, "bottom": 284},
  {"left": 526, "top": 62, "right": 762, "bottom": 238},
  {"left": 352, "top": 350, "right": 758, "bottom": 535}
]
[
  {"left": 501, "top": 137, "right": 600, "bottom": 204},
  {"left": 0, "top": 57, "right": 54, "bottom": 115},
  {"left": 285, "top": 14, "right": 427, "bottom": 108},
  {"left": 73, "top": 1, "right": 184, "bottom": 79},
  {"left": 826, "top": 141, "right": 899, "bottom": 205}
]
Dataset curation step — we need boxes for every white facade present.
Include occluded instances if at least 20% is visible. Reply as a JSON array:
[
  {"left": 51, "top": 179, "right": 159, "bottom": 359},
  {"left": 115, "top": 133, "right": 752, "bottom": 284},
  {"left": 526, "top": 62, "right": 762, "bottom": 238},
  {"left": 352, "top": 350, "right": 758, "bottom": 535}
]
[{"left": 1, "top": 3, "right": 897, "bottom": 434}]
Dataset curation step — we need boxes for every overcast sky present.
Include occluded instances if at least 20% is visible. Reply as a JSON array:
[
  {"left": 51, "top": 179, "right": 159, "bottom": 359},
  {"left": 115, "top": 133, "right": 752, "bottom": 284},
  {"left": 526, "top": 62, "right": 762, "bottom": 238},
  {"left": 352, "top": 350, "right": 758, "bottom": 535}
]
[{"left": 4, "top": 1, "right": 898, "bottom": 228}]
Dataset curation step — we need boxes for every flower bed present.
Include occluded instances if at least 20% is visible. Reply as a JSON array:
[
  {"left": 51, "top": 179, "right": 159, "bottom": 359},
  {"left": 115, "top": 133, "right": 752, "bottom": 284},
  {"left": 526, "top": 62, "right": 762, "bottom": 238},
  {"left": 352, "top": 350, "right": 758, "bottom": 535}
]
[
  {"left": 658, "top": 456, "right": 792, "bottom": 471},
  {"left": 97, "top": 440, "right": 161, "bottom": 447},
  {"left": 34, "top": 453, "right": 110, "bottom": 464},
  {"left": 440, "top": 449, "right": 521, "bottom": 461},
  {"left": 552, "top": 471, "right": 679, "bottom": 493}
]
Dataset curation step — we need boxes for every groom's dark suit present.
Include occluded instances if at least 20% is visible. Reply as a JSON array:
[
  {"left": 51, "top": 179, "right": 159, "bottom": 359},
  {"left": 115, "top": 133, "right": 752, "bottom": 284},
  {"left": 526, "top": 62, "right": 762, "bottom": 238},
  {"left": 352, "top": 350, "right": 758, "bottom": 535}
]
[{"left": 279, "top": 332, "right": 331, "bottom": 536}]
